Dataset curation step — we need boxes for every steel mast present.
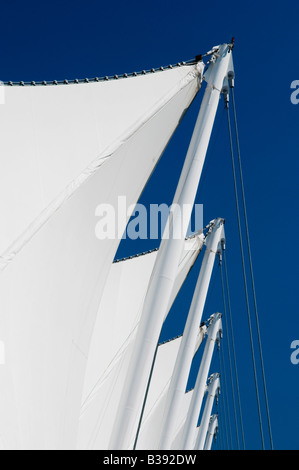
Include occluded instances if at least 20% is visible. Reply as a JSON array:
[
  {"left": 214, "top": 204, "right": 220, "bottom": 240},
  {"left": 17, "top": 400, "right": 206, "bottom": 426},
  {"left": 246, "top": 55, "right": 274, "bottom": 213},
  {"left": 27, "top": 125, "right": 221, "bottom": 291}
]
[
  {"left": 158, "top": 220, "right": 224, "bottom": 449},
  {"left": 109, "top": 43, "right": 234, "bottom": 450},
  {"left": 195, "top": 373, "right": 220, "bottom": 450}
]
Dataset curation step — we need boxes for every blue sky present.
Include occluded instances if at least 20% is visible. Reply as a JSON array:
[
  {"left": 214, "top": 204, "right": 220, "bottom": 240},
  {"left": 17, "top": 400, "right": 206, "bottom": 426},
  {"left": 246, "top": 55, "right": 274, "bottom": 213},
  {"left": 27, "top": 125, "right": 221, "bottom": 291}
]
[{"left": 1, "top": 0, "right": 298, "bottom": 450}]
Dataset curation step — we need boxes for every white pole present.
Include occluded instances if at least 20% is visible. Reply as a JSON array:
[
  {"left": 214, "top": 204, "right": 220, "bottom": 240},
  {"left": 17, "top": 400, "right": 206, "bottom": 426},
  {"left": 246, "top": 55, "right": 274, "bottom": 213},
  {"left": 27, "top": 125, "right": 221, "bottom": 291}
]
[
  {"left": 169, "top": 385, "right": 207, "bottom": 450},
  {"left": 109, "top": 43, "right": 233, "bottom": 450},
  {"left": 196, "top": 373, "right": 220, "bottom": 450},
  {"left": 204, "top": 415, "right": 218, "bottom": 450},
  {"left": 194, "top": 324, "right": 207, "bottom": 355},
  {"left": 181, "top": 313, "right": 222, "bottom": 449},
  {"left": 158, "top": 219, "right": 224, "bottom": 449}
]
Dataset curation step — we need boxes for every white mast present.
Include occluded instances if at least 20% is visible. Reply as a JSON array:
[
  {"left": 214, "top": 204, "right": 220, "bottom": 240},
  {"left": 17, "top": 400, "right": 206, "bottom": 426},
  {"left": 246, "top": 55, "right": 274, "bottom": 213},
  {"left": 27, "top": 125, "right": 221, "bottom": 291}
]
[
  {"left": 203, "top": 415, "right": 218, "bottom": 450},
  {"left": 158, "top": 219, "right": 224, "bottom": 449},
  {"left": 109, "top": 43, "right": 233, "bottom": 450},
  {"left": 195, "top": 373, "right": 220, "bottom": 450},
  {"left": 181, "top": 312, "right": 222, "bottom": 449}
]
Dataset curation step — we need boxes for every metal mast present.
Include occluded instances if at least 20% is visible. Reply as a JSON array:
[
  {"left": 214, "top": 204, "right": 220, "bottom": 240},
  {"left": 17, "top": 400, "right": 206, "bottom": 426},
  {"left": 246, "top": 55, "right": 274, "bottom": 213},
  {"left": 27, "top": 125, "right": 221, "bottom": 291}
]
[
  {"left": 158, "top": 220, "right": 224, "bottom": 449},
  {"left": 181, "top": 313, "right": 222, "bottom": 449},
  {"left": 204, "top": 415, "right": 218, "bottom": 450},
  {"left": 195, "top": 373, "right": 220, "bottom": 450},
  {"left": 109, "top": 43, "right": 234, "bottom": 450}
]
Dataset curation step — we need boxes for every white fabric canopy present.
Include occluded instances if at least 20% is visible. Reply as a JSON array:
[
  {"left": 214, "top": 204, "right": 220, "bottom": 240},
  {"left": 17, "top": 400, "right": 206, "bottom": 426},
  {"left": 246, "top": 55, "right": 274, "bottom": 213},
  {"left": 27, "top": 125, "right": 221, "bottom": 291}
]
[
  {"left": 0, "top": 63, "right": 204, "bottom": 450},
  {"left": 134, "top": 338, "right": 188, "bottom": 450},
  {"left": 134, "top": 345, "right": 195, "bottom": 450},
  {"left": 78, "top": 234, "right": 204, "bottom": 449},
  {"left": 0, "top": 64, "right": 202, "bottom": 262},
  {"left": 135, "top": 332, "right": 205, "bottom": 451},
  {"left": 82, "top": 234, "right": 204, "bottom": 406}
]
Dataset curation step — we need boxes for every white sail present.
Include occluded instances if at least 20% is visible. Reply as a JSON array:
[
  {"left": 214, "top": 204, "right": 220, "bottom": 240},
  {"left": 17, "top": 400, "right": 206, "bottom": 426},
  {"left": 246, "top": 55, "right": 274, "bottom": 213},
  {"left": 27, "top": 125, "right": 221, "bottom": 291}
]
[
  {"left": 137, "top": 383, "right": 194, "bottom": 450},
  {"left": 169, "top": 390, "right": 195, "bottom": 450},
  {"left": 78, "top": 234, "right": 204, "bottom": 449},
  {"left": 0, "top": 64, "right": 203, "bottom": 261},
  {"left": 0, "top": 63, "right": 204, "bottom": 450},
  {"left": 82, "top": 234, "right": 204, "bottom": 405},
  {"left": 134, "top": 337, "right": 185, "bottom": 450},
  {"left": 79, "top": 337, "right": 183, "bottom": 451},
  {"left": 134, "top": 326, "right": 206, "bottom": 450}
]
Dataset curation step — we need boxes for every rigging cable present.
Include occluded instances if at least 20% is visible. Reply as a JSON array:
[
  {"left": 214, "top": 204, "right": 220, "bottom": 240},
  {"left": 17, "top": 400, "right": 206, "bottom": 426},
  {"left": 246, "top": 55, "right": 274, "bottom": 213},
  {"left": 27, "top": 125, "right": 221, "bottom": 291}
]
[
  {"left": 222, "top": 248, "right": 246, "bottom": 449},
  {"left": 219, "top": 255, "right": 240, "bottom": 450},
  {"left": 218, "top": 339, "right": 232, "bottom": 449},
  {"left": 133, "top": 339, "right": 159, "bottom": 450},
  {"left": 216, "top": 396, "right": 224, "bottom": 451},
  {"left": 229, "top": 81, "right": 274, "bottom": 450},
  {"left": 224, "top": 95, "right": 265, "bottom": 449}
]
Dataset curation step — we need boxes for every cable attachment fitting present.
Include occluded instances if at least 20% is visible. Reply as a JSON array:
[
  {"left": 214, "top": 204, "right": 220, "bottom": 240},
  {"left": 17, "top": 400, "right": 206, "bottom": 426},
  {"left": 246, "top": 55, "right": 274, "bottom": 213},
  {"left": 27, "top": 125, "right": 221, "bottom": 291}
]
[
  {"left": 209, "top": 53, "right": 217, "bottom": 65},
  {"left": 228, "top": 37, "right": 235, "bottom": 52},
  {"left": 228, "top": 70, "right": 235, "bottom": 89},
  {"left": 221, "top": 238, "right": 226, "bottom": 252},
  {"left": 222, "top": 84, "right": 229, "bottom": 108}
]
